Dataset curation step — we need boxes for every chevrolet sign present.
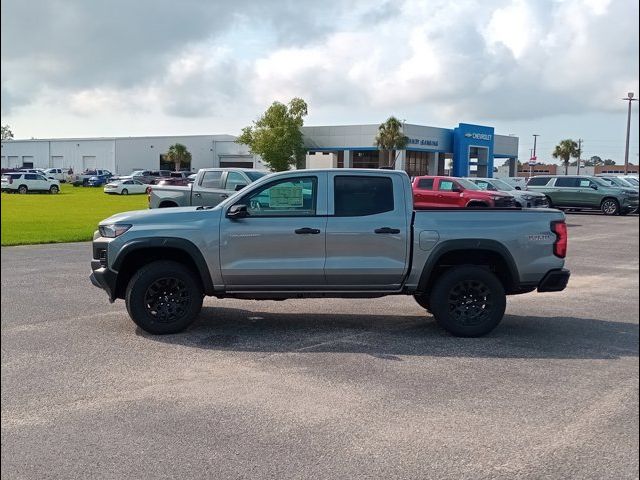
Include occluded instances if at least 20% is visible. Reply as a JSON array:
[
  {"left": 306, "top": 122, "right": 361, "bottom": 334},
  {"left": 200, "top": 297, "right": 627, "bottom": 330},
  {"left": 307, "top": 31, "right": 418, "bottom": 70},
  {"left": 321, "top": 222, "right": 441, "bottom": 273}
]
[{"left": 463, "top": 132, "right": 492, "bottom": 141}]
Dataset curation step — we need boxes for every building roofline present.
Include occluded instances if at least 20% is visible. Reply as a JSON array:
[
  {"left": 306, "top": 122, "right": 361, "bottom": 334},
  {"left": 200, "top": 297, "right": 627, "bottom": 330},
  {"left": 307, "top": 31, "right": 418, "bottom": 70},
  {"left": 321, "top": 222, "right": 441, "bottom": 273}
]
[{"left": 2, "top": 133, "right": 237, "bottom": 143}]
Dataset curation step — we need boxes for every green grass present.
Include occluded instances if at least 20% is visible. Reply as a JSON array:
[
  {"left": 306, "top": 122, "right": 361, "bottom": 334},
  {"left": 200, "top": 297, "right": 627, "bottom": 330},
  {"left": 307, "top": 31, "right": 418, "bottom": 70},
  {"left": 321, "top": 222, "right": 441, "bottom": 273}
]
[{"left": 1, "top": 184, "right": 148, "bottom": 246}]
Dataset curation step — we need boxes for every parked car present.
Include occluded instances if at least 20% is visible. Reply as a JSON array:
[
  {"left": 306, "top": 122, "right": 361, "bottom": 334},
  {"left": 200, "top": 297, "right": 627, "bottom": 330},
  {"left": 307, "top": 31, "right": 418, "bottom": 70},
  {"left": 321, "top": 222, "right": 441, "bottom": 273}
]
[
  {"left": 129, "top": 170, "right": 172, "bottom": 185},
  {"left": 86, "top": 175, "right": 109, "bottom": 187},
  {"left": 596, "top": 175, "right": 639, "bottom": 190},
  {"left": 44, "top": 168, "right": 71, "bottom": 182},
  {"left": 619, "top": 175, "right": 639, "bottom": 187},
  {"left": 148, "top": 168, "right": 268, "bottom": 208},
  {"left": 91, "top": 169, "right": 570, "bottom": 337},
  {"left": 497, "top": 177, "right": 528, "bottom": 190},
  {"left": 412, "top": 176, "right": 517, "bottom": 208},
  {"left": 1, "top": 172, "right": 60, "bottom": 194},
  {"left": 73, "top": 169, "right": 113, "bottom": 186},
  {"left": 526, "top": 175, "right": 639, "bottom": 216},
  {"left": 104, "top": 179, "right": 148, "bottom": 195},
  {"left": 150, "top": 172, "right": 193, "bottom": 187},
  {"left": 467, "top": 177, "right": 549, "bottom": 208}
]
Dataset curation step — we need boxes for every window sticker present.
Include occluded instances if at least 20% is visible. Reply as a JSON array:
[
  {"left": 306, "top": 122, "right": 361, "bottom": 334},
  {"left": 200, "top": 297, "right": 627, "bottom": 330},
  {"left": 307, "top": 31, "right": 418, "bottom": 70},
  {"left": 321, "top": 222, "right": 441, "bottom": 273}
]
[{"left": 269, "top": 185, "right": 304, "bottom": 208}]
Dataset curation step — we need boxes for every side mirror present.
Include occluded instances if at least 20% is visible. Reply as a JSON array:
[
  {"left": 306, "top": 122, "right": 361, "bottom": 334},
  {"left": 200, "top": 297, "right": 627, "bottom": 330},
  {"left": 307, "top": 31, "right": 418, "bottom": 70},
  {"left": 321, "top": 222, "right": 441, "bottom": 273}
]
[
  {"left": 226, "top": 204, "right": 249, "bottom": 219},
  {"left": 515, "top": 186, "right": 522, "bottom": 190},
  {"left": 590, "top": 184, "right": 598, "bottom": 190},
  {"left": 234, "top": 184, "right": 247, "bottom": 191}
]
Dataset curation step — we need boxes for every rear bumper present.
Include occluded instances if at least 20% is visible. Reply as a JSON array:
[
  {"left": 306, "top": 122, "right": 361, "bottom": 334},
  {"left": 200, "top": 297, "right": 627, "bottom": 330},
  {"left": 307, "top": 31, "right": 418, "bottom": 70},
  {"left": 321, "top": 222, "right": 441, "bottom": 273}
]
[{"left": 537, "top": 268, "right": 570, "bottom": 292}]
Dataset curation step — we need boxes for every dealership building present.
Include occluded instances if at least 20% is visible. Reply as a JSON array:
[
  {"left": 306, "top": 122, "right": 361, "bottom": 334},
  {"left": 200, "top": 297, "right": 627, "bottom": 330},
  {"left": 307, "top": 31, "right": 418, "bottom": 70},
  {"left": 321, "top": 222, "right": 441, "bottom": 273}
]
[{"left": 1, "top": 122, "right": 519, "bottom": 177}]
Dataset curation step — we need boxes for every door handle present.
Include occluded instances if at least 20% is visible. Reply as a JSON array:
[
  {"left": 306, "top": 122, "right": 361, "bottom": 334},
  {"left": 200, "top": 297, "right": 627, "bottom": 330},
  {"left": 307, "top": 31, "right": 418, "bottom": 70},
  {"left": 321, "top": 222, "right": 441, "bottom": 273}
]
[
  {"left": 220, "top": 194, "right": 229, "bottom": 199},
  {"left": 375, "top": 227, "right": 401, "bottom": 234},
  {"left": 194, "top": 192, "right": 201, "bottom": 197},
  {"left": 295, "top": 227, "right": 321, "bottom": 234}
]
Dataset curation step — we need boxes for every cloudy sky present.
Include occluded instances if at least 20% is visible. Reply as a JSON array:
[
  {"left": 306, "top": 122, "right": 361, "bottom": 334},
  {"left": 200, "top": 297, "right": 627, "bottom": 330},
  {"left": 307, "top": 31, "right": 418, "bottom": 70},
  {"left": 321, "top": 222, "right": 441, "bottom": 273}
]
[{"left": 1, "top": 0, "right": 638, "bottom": 163}]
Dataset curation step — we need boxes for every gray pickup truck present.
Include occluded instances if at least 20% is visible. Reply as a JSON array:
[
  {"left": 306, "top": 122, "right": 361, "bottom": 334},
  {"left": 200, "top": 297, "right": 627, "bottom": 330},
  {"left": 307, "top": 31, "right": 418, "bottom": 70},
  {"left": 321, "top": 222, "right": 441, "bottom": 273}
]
[
  {"left": 149, "top": 168, "right": 267, "bottom": 208},
  {"left": 91, "top": 169, "right": 570, "bottom": 337}
]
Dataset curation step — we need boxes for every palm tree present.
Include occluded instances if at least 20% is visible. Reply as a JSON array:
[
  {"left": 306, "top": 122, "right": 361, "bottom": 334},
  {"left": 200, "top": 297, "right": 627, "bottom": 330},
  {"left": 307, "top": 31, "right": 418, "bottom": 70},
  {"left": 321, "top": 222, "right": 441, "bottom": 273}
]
[
  {"left": 374, "top": 117, "right": 409, "bottom": 168},
  {"left": 552, "top": 139, "right": 579, "bottom": 175},
  {"left": 166, "top": 143, "right": 192, "bottom": 172}
]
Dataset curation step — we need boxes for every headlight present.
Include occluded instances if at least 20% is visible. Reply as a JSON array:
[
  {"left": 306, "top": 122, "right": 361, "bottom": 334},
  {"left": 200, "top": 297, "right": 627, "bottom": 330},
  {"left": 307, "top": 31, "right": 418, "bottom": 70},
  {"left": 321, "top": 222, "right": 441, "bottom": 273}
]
[
  {"left": 99, "top": 224, "right": 132, "bottom": 238},
  {"left": 492, "top": 196, "right": 503, "bottom": 201},
  {"left": 521, "top": 195, "right": 534, "bottom": 200}
]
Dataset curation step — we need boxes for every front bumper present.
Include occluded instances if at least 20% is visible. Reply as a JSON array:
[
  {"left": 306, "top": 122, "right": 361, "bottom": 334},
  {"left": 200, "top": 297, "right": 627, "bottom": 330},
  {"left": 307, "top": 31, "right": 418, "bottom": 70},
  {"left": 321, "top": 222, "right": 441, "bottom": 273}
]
[
  {"left": 537, "top": 268, "right": 571, "bottom": 292},
  {"left": 90, "top": 239, "right": 118, "bottom": 301}
]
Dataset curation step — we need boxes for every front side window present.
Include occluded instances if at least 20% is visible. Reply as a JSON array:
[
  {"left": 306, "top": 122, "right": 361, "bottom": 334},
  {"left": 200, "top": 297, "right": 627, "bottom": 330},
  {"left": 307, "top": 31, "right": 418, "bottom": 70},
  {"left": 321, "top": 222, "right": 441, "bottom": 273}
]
[
  {"left": 578, "top": 179, "right": 592, "bottom": 188},
  {"left": 25, "top": 174, "right": 37, "bottom": 180},
  {"left": 334, "top": 176, "right": 393, "bottom": 217},
  {"left": 200, "top": 171, "right": 223, "bottom": 189},
  {"left": 244, "top": 177, "right": 317, "bottom": 216},
  {"left": 37, "top": 175, "right": 47, "bottom": 181},
  {"left": 438, "top": 180, "right": 456, "bottom": 191}
]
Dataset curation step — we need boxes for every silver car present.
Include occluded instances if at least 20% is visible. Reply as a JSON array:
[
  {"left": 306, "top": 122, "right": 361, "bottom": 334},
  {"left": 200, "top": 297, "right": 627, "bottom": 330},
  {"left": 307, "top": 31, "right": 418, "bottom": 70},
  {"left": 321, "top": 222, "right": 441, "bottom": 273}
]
[{"left": 468, "top": 177, "right": 549, "bottom": 208}]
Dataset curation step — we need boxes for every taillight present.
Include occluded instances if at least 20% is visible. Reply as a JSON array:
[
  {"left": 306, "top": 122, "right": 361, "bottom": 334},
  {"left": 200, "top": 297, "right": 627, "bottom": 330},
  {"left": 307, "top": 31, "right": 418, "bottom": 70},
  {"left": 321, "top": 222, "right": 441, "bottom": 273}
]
[{"left": 551, "top": 220, "right": 568, "bottom": 258}]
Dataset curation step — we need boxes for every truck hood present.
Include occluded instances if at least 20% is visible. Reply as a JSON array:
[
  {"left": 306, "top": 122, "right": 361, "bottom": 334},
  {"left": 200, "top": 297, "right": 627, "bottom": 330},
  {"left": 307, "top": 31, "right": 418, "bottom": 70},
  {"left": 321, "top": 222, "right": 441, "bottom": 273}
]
[{"left": 99, "top": 206, "right": 221, "bottom": 226}]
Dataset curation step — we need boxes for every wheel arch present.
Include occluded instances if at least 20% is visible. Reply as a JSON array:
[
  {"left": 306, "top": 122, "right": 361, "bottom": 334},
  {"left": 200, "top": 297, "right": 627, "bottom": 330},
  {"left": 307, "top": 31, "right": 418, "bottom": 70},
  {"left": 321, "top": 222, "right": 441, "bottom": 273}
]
[
  {"left": 417, "top": 239, "right": 520, "bottom": 295},
  {"left": 112, "top": 237, "right": 214, "bottom": 299}
]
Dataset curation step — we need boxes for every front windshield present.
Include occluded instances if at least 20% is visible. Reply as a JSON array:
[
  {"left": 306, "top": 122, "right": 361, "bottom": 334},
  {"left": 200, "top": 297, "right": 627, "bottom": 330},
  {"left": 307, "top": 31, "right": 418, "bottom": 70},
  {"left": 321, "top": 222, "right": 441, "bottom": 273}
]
[
  {"left": 246, "top": 171, "right": 268, "bottom": 181},
  {"left": 487, "top": 179, "right": 515, "bottom": 191},
  {"left": 606, "top": 177, "right": 631, "bottom": 187},
  {"left": 590, "top": 177, "right": 612, "bottom": 187},
  {"left": 456, "top": 178, "right": 481, "bottom": 190}
]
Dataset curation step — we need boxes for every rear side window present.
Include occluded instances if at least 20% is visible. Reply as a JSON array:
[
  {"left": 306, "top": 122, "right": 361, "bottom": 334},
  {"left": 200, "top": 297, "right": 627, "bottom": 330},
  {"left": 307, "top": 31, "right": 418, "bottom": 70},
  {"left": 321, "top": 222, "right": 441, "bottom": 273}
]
[
  {"left": 527, "top": 177, "right": 551, "bottom": 186},
  {"left": 334, "top": 176, "right": 394, "bottom": 217},
  {"left": 200, "top": 171, "right": 222, "bottom": 188},
  {"left": 417, "top": 178, "right": 434, "bottom": 190},
  {"left": 555, "top": 177, "right": 578, "bottom": 187}
]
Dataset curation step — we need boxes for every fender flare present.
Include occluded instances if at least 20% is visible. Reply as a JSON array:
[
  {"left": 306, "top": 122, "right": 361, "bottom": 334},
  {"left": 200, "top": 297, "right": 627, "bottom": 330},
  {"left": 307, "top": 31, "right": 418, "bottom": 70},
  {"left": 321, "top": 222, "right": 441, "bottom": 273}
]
[
  {"left": 112, "top": 237, "right": 214, "bottom": 294},
  {"left": 416, "top": 239, "right": 520, "bottom": 293}
]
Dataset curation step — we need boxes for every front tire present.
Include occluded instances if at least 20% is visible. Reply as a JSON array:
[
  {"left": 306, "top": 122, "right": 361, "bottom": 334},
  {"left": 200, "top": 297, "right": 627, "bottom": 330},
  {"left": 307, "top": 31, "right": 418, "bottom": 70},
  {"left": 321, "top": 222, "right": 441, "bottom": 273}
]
[
  {"left": 413, "top": 294, "right": 431, "bottom": 312},
  {"left": 601, "top": 198, "right": 620, "bottom": 216},
  {"left": 429, "top": 265, "right": 506, "bottom": 337},
  {"left": 125, "top": 261, "right": 203, "bottom": 334}
]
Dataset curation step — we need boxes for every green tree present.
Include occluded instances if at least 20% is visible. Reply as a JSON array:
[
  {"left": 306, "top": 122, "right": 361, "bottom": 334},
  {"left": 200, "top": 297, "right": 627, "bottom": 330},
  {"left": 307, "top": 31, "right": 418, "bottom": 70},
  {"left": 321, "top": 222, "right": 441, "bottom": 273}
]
[
  {"left": 237, "top": 97, "right": 308, "bottom": 171},
  {"left": 374, "top": 116, "right": 408, "bottom": 167},
  {"left": 166, "top": 143, "right": 192, "bottom": 172},
  {"left": 552, "top": 139, "right": 580, "bottom": 175},
  {"left": 1, "top": 124, "right": 14, "bottom": 140},
  {"left": 604, "top": 159, "right": 616, "bottom": 165}
]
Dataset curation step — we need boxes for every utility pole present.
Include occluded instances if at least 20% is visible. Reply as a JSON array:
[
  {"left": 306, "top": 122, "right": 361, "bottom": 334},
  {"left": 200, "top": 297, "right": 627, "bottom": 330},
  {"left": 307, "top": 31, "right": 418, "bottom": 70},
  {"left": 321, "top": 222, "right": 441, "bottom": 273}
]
[
  {"left": 530, "top": 134, "right": 539, "bottom": 178},
  {"left": 577, "top": 139, "right": 582, "bottom": 175},
  {"left": 622, "top": 92, "right": 638, "bottom": 174}
]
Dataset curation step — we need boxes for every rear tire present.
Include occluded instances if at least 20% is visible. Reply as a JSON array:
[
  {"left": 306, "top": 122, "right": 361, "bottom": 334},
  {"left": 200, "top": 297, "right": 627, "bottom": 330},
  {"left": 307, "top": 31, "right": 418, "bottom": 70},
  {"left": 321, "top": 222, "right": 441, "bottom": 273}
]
[
  {"left": 18, "top": 185, "right": 28, "bottom": 194},
  {"left": 49, "top": 185, "right": 59, "bottom": 194},
  {"left": 601, "top": 198, "right": 620, "bottom": 216},
  {"left": 121, "top": 189, "right": 128, "bottom": 195},
  {"left": 125, "top": 260, "right": 203, "bottom": 334},
  {"left": 429, "top": 265, "right": 506, "bottom": 337}
]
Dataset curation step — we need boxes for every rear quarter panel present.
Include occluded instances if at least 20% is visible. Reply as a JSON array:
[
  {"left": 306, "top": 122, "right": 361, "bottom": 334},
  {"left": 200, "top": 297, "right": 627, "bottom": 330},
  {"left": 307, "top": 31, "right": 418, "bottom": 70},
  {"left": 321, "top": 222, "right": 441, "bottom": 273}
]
[{"left": 407, "top": 209, "right": 567, "bottom": 287}]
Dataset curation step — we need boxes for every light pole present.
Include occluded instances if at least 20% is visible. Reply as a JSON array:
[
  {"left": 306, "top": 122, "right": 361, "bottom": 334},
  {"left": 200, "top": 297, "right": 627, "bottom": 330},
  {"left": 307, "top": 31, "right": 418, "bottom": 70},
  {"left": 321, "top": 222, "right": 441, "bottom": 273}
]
[{"left": 623, "top": 92, "right": 638, "bottom": 174}]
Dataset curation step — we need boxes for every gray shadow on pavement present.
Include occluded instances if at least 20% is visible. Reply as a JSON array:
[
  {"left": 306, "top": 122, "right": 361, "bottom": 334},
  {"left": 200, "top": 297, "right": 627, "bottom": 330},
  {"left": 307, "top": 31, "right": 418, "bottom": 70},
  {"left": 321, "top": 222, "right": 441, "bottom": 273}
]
[{"left": 138, "top": 306, "right": 639, "bottom": 360}]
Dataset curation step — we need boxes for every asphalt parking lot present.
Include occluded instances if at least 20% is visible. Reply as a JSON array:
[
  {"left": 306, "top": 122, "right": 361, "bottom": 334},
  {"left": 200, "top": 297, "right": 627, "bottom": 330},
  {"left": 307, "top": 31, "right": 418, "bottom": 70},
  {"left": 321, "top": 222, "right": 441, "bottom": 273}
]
[{"left": 1, "top": 213, "right": 638, "bottom": 480}]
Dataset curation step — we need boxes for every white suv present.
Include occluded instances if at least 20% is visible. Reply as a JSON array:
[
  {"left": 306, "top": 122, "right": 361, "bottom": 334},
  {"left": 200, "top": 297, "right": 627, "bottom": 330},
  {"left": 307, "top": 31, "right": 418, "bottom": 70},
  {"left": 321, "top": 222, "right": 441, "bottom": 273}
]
[{"left": 1, "top": 172, "right": 60, "bottom": 194}]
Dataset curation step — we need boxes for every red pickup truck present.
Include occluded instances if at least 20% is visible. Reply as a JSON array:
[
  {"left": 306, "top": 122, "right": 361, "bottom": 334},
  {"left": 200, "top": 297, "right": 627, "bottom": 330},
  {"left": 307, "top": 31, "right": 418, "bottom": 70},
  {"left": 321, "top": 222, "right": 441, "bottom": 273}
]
[{"left": 412, "top": 176, "right": 516, "bottom": 208}]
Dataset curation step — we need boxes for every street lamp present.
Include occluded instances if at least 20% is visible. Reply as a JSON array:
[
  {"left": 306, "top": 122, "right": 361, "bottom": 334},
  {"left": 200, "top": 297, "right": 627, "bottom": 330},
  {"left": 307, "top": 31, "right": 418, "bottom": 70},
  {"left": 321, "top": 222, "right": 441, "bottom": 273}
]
[{"left": 623, "top": 92, "right": 638, "bottom": 174}]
